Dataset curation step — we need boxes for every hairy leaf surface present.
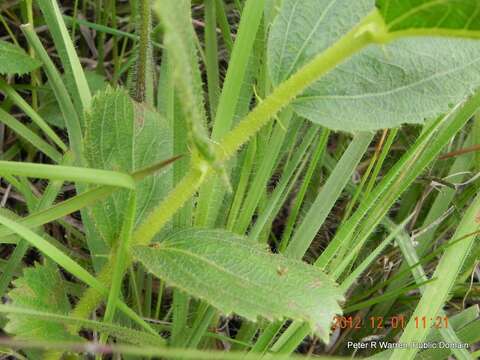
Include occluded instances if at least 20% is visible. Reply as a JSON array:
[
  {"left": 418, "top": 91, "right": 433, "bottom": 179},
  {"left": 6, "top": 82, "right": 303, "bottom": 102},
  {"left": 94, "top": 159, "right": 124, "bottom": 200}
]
[
  {"left": 0, "top": 41, "right": 41, "bottom": 76},
  {"left": 133, "top": 229, "right": 343, "bottom": 342},
  {"left": 5, "top": 263, "right": 81, "bottom": 342},
  {"left": 377, "top": 0, "right": 480, "bottom": 38},
  {"left": 84, "top": 87, "right": 172, "bottom": 246},
  {"left": 268, "top": 0, "right": 480, "bottom": 131}
]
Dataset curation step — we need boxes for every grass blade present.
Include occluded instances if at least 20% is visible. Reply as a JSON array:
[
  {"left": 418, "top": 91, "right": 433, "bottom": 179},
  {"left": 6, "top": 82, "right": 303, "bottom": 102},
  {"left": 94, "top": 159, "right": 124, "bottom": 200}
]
[
  {"left": 0, "top": 108, "right": 62, "bottom": 162},
  {"left": 101, "top": 193, "right": 136, "bottom": 343},
  {"left": 0, "top": 79, "right": 67, "bottom": 151},
  {"left": 36, "top": 0, "right": 92, "bottom": 113},
  {"left": 285, "top": 132, "right": 374, "bottom": 259},
  {"left": 0, "top": 160, "right": 135, "bottom": 189},
  {"left": 391, "top": 192, "right": 480, "bottom": 360},
  {"left": 21, "top": 24, "right": 83, "bottom": 160},
  {"left": 0, "top": 157, "right": 179, "bottom": 241}
]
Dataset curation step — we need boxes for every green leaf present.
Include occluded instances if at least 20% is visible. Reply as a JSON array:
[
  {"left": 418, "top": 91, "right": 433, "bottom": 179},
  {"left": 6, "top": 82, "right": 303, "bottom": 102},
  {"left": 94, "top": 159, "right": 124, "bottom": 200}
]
[
  {"left": 5, "top": 262, "right": 81, "bottom": 343},
  {"left": 268, "top": 0, "right": 480, "bottom": 131},
  {"left": 132, "top": 229, "right": 343, "bottom": 342},
  {"left": 0, "top": 211, "right": 161, "bottom": 336},
  {"left": 84, "top": 86, "right": 172, "bottom": 246},
  {"left": 0, "top": 305, "right": 162, "bottom": 347},
  {"left": 0, "top": 41, "right": 41, "bottom": 76},
  {"left": 376, "top": 0, "right": 480, "bottom": 38}
]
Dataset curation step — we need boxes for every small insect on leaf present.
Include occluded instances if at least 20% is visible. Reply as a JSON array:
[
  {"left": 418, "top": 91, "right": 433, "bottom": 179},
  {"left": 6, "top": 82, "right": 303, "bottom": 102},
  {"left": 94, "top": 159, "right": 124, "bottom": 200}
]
[{"left": 277, "top": 266, "right": 289, "bottom": 276}]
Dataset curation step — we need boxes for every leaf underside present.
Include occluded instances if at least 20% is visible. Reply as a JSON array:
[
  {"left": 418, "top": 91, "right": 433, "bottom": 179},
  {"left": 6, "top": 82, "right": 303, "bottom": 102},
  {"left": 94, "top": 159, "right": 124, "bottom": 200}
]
[
  {"left": 133, "top": 228, "right": 344, "bottom": 342},
  {"left": 268, "top": 0, "right": 480, "bottom": 132},
  {"left": 377, "top": 0, "right": 480, "bottom": 37},
  {"left": 0, "top": 41, "right": 42, "bottom": 76},
  {"left": 83, "top": 87, "right": 172, "bottom": 247}
]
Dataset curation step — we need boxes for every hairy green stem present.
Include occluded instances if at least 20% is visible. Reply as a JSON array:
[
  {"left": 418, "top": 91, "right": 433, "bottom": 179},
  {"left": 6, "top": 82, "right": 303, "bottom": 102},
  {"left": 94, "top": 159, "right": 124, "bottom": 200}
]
[
  {"left": 135, "top": 162, "right": 209, "bottom": 244},
  {"left": 70, "top": 10, "right": 385, "bottom": 325},
  {"left": 216, "top": 18, "right": 381, "bottom": 162},
  {"left": 141, "top": 10, "right": 382, "bottom": 245},
  {"left": 133, "top": 0, "right": 152, "bottom": 103}
]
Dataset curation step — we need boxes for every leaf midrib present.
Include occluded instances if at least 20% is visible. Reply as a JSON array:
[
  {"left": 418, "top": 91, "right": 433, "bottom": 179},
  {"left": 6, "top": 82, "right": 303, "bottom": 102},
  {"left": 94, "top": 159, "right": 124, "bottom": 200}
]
[
  {"left": 152, "top": 248, "right": 294, "bottom": 320},
  {"left": 160, "top": 246, "right": 303, "bottom": 302}
]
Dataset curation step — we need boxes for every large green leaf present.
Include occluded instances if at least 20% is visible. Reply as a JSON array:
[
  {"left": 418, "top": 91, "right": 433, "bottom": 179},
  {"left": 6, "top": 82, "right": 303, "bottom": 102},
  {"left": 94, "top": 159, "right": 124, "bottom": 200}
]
[
  {"left": 377, "top": 0, "right": 480, "bottom": 38},
  {"left": 5, "top": 263, "right": 81, "bottom": 343},
  {"left": 0, "top": 41, "right": 41, "bottom": 76},
  {"left": 133, "top": 229, "right": 343, "bottom": 342},
  {"left": 268, "top": 0, "right": 480, "bottom": 131},
  {"left": 84, "top": 87, "right": 172, "bottom": 247}
]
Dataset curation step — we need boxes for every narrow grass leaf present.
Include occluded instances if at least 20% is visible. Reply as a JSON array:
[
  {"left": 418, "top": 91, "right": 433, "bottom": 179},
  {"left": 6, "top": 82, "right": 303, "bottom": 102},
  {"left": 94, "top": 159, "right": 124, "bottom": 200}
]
[
  {"left": 0, "top": 339, "right": 319, "bottom": 359},
  {"left": 37, "top": 70, "right": 106, "bottom": 129},
  {"left": 249, "top": 126, "right": 317, "bottom": 241},
  {"left": 210, "top": 0, "right": 265, "bottom": 139},
  {"left": 0, "top": 160, "right": 135, "bottom": 189},
  {"left": 285, "top": 132, "right": 373, "bottom": 259},
  {"left": 21, "top": 24, "right": 83, "bottom": 159},
  {"left": 0, "top": 108, "right": 63, "bottom": 162},
  {"left": 195, "top": 0, "right": 266, "bottom": 228},
  {"left": 0, "top": 79, "right": 67, "bottom": 151},
  {"left": 392, "top": 216, "right": 473, "bottom": 360},
  {"left": 317, "top": 90, "right": 480, "bottom": 271},
  {"left": 391, "top": 191, "right": 480, "bottom": 360},
  {"left": 37, "top": 0, "right": 92, "bottom": 112},
  {"left": 0, "top": 157, "right": 179, "bottom": 242},
  {"left": 340, "top": 216, "right": 412, "bottom": 291}
]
